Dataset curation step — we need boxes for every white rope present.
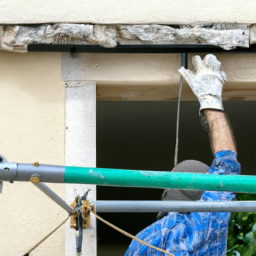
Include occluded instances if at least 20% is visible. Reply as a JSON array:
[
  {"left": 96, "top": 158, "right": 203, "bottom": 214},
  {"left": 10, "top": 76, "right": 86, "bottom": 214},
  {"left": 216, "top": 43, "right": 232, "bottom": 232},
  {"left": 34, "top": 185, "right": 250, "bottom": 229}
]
[{"left": 174, "top": 75, "right": 183, "bottom": 166}]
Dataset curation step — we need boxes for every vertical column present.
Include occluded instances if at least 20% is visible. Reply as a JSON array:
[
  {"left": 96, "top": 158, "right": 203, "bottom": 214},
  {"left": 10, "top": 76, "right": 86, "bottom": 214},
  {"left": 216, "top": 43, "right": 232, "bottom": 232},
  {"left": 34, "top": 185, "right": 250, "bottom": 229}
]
[{"left": 65, "top": 81, "right": 96, "bottom": 256}]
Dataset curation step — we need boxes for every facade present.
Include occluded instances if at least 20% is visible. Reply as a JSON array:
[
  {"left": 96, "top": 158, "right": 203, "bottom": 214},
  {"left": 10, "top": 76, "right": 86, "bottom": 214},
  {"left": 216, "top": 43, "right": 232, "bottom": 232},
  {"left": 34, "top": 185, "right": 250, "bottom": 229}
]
[
  {"left": 0, "top": 1, "right": 256, "bottom": 255},
  {"left": 0, "top": 52, "right": 65, "bottom": 256},
  {"left": 0, "top": 0, "right": 256, "bottom": 24}
]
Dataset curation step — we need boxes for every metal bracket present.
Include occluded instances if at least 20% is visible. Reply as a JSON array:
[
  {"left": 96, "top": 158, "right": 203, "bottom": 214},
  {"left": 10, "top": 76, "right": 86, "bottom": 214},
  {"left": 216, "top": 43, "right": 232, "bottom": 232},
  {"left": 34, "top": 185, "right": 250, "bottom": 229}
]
[
  {"left": 70, "top": 189, "right": 92, "bottom": 255},
  {"left": 30, "top": 174, "right": 41, "bottom": 183},
  {"left": 70, "top": 200, "right": 91, "bottom": 230},
  {"left": 0, "top": 155, "right": 17, "bottom": 182}
]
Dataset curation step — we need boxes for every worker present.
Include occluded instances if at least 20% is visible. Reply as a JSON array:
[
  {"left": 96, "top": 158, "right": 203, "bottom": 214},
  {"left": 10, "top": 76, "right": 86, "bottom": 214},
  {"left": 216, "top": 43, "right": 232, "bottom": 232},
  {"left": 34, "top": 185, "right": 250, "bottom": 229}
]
[{"left": 125, "top": 54, "right": 240, "bottom": 256}]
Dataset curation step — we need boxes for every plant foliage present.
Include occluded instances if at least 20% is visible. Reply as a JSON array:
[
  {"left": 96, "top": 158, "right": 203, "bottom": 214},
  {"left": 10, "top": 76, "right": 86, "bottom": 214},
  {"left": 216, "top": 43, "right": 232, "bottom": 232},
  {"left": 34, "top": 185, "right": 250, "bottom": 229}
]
[{"left": 227, "top": 194, "right": 256, "bottom": 256}]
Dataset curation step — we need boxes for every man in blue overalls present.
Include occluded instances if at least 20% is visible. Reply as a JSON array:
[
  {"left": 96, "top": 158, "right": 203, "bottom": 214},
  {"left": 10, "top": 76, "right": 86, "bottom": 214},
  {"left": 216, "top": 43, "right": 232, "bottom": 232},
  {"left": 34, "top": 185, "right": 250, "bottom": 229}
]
[{"left": 126, "top": 54, "right": 240, "bottom": 256}]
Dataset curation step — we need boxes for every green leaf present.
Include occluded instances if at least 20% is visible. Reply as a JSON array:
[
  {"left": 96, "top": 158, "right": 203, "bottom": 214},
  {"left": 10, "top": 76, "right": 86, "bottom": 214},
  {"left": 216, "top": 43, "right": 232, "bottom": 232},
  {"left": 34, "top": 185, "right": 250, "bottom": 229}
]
[{"left": 227, "top": 194, "right": 256, "bottom": 255}]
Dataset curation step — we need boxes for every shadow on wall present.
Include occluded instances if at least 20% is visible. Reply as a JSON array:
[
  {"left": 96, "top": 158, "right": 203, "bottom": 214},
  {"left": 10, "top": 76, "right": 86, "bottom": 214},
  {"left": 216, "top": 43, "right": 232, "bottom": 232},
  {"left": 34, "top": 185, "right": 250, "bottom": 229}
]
[{"left": 96, "top": 101, "right": 256, "bottom": 253}]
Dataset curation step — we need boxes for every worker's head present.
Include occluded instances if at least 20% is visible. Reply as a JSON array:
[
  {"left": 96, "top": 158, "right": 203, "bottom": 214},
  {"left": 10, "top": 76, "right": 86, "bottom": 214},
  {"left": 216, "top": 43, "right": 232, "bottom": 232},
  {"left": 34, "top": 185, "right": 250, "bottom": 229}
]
[{"left": 162, "top": 160, "right": 209, "bottom": 201}]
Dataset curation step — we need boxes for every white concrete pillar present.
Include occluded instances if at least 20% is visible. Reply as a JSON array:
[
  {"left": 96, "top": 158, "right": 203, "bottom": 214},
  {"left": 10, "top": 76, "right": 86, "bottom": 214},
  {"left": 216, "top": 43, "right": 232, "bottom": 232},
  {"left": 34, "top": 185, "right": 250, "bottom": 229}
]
[
  {"left": 64, "top": 73, "right": 96, "bottom": 254},
  {"left": 65, "top": 81, "right": 96, "bottom": 256}
]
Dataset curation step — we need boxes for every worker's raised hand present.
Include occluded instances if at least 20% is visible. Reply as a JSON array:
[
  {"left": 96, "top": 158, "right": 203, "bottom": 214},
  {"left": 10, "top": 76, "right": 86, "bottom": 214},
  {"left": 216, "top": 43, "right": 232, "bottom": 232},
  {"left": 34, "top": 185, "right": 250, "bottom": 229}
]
[{"left": 179, "top": 54, "right": 227, "bottom": 111}]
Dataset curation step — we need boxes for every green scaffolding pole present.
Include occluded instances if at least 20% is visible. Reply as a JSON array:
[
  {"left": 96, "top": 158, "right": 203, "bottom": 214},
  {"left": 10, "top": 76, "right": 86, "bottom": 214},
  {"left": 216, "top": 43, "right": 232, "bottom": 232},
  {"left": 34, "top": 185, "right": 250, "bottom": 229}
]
[
  {"left": 65, "top": 166, "right": 255, "bottom": 193},
  {"left": 2, "top": 163, "right": 256, "bottom": 193}
]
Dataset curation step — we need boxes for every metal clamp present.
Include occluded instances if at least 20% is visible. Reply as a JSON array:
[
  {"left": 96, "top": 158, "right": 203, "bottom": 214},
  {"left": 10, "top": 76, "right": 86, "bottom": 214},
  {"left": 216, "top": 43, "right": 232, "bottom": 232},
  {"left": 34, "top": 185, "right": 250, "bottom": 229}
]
[
  {"left": 0, "top": 155, "right": 17, "bottom": 182},
  {"left": 70, "top": 189, "right": 92, "bottom": 255},
  {"left": 30, "top": 174, "right": 41, "bottom": 183}
]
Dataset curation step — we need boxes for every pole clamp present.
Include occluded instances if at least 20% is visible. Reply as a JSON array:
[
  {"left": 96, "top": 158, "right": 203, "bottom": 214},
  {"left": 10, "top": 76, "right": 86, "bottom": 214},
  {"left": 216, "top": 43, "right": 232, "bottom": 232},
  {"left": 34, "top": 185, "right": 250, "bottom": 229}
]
[
  {"left": 30, "top": 174, "right": 41, "bottom": 183},
  {"left": 0, "top": 155, "right": 17, "bottom": 182}
]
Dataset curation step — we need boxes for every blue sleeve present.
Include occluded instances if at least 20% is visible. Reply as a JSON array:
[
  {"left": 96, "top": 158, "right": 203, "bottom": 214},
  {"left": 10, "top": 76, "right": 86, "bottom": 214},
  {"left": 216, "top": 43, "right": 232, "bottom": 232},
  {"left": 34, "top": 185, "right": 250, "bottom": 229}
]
[
  {"left": 201, "top": 150, "right": 241, "bottom": 201},
  {"left": 125, "top": 150, "right": 241, "bottom": 256},
  {"left": 207, "top": 150, "right": 240, "bottom": 175}
]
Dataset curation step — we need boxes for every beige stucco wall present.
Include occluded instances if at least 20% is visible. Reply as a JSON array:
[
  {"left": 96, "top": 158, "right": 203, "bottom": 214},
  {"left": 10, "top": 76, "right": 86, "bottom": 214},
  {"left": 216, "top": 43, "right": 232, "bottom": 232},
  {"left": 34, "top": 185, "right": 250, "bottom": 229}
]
[
  {"left": 0, "top": 51, "right": 65, "bottom": 256},
  {"left": 0, "top": 0, "right": 256, "bottom": 24}
]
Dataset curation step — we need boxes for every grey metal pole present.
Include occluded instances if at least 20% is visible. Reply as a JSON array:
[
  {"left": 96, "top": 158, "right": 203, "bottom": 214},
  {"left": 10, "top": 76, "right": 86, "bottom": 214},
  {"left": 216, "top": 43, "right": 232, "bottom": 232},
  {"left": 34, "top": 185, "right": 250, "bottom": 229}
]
[
  {"left": 17, "top": 164, "right": 65, "bottom": 183},
  {"left": 91, "top": 200, "right": 256, "bottom": 212},
  {"left": 2, "top": 162, "right": 256, "bottom": 194},
  {"left": 32, "top": 182, "right": 73, "bottom": 214}
]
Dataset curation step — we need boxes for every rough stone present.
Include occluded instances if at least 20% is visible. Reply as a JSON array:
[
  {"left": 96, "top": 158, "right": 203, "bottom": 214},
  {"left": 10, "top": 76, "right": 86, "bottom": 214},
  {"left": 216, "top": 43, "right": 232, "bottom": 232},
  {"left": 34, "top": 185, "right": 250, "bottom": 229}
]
[{"left": 0, "top": 24, "right": 250, "bottom": 53}]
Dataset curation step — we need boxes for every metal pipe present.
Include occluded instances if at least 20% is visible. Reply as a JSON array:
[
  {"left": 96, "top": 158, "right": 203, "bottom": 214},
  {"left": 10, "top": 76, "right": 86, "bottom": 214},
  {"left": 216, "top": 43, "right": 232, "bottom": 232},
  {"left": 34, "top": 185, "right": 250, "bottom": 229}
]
[
  {"left": 1, "top": 163, "right": 256, "bottom": 193},
  {"left": 65, "top": 166, "right": 256, "bottom": 194},
  {"left": 92, "top": 201, "right": 256, "bottom": 212},
  {"left": 16, "top": 164, "right": 65, "bottom": 183},
  {"left": 28, "top": 44, "right": 256, "bottom": 54},
  {"left": 32, "top": 182, "right": 73, "bottom": 214},
  {"left": 181, "top": 52, "right": 188, "bottom": 69}
]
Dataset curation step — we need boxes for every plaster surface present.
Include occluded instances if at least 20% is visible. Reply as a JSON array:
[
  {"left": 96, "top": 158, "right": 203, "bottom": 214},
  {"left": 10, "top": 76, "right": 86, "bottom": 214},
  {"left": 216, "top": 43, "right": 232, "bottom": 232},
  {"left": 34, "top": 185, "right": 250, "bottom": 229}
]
[
  {"left": 0, "top": 52, "right": 65, "bottom": 256},
  {"left": 0, "top": 0, "right": 256, "bottom": 24}
]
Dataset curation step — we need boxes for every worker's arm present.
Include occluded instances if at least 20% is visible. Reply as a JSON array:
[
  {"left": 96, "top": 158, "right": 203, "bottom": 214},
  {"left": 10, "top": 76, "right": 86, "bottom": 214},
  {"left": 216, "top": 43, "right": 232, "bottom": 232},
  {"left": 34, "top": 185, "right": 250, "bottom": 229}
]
[
  {"left": 204, "top": 110, "right": 236, "bottom": 154},
  {"left": 128, "top": 54, "right": 241, "bottom": 256},
  {"left": 179, "top": 54, "right": 236, "bottom": 154}
]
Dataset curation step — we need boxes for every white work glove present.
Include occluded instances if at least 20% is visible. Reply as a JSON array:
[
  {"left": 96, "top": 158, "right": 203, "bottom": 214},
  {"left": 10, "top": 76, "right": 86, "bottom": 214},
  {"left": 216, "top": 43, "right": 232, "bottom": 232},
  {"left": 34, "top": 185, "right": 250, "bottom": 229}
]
[{"left": 179, "top": 54, "right": 227, "bottom": 112}]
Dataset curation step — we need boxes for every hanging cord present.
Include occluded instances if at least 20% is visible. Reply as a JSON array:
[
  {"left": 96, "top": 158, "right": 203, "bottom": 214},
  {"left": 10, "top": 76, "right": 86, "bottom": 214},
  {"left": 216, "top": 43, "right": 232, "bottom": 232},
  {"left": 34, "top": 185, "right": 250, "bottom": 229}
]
[
  {"left": 85, "top": 204, "right": 174, "bottom": 256},
  {"left": 174, "top": 75, "right": 183, "bottom": 167},
  {"left": 23, "top": 215, "right": 70, "bottom": 256},
  {"left": 22, "top": 206, "right": 174, "bottom": 256},
  {"left": 174, "top": 53, "right": 187, "bottom": 167}
]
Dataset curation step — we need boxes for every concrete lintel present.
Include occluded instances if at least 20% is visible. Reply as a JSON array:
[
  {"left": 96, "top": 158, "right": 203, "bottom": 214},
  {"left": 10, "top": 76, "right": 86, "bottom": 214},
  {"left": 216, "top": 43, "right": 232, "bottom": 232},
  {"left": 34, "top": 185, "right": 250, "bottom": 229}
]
[
  {"left": 62, "top": 52, "right": 256, "bottom": 101},
  {"left": 0, "top": 24, "right": 250, "bottom": 53}
]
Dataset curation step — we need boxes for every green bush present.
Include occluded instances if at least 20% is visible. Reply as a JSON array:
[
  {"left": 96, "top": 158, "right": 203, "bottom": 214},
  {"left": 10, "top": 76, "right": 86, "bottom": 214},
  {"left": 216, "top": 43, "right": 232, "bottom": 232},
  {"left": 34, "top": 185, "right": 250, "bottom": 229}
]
[{"left": 227, "top": 194, "right": 256, "bottom": 256}]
